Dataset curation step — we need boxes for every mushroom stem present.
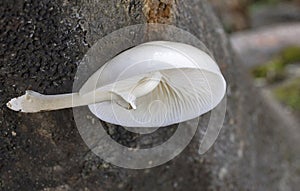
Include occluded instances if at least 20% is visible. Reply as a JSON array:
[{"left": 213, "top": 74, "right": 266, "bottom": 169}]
[
  {"left": 6, "top": 72, "right": 163, "bottom": 113},
  {"left": 6, "top": 90, "right": 113, "bottom": 113}
]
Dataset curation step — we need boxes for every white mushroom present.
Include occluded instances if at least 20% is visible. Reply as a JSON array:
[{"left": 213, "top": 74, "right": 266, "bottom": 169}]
[{"left": 7, "top": 41, "right": 226, "bottom": 127}]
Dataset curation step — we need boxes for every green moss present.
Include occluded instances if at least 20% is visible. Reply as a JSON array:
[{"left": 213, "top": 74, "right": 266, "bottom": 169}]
[
  {"left": 251, "top": 46, "right": 300, "bottom": 83},
  {"left": 281, "top": 46, "right": 300, "bottom": 65},
  {"left": 273, "top": 77, "right": 300, "bottom": 111},
  {"left": 255, "top": 0, "right": 280, "bottom": 5},
  {"left": 249, "top": 0, "right": 281, "bottom": 11},
  {"left": 251, "top": 58, "right": 285, "bottom": 83}
]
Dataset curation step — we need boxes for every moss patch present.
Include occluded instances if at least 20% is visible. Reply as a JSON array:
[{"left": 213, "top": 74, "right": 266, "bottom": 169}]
[
  {"left": 273, "top": 77, "right": 300, "bottom": 111},
  {"left": 281, "top": 46, "right": 300, "bottom": 65},
  {"left": 249, "top": 0, "right": 281, "bottom": 11},
  {"left": 251, "top": 46, "right": 300, "bottom": 83},
  {"left": 251, "top": 58, "right": 285, "bottom": 83}
]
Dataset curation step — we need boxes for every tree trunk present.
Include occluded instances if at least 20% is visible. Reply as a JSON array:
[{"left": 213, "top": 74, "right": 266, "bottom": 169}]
[{"left": 1, "top": 0, "right": 299, "bottom": 190}]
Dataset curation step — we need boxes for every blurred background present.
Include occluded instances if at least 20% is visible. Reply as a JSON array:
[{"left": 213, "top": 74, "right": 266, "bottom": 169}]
[{"left": 211, "top": 0, "right": 300, "bottom": 124}]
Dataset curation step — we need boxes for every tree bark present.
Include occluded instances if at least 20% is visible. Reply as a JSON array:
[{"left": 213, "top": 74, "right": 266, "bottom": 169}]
[{"left": 0, "top": 0, "right": 299, "bottom": 190}]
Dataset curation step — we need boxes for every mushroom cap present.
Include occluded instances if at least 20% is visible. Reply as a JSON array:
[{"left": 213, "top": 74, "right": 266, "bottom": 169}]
[{"left": 83, "top": 41, "right": 226, "bottom": 127}]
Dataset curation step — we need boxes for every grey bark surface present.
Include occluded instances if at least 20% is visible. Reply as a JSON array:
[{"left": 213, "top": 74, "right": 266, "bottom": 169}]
[{"left": 1, "top": 0, "right": 299, "bottom": 191}]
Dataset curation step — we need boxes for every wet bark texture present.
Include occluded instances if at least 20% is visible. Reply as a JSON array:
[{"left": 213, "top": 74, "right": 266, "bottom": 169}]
[{"left": 1, "top": 0, "right": 299, "bottom": 190}]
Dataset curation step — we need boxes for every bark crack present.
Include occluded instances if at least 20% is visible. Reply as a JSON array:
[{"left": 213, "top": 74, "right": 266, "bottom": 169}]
[{"left": 142, "top": 0, "right": 176, "bottom": 23}]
